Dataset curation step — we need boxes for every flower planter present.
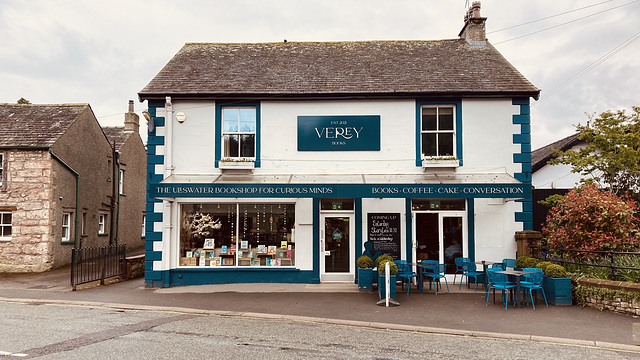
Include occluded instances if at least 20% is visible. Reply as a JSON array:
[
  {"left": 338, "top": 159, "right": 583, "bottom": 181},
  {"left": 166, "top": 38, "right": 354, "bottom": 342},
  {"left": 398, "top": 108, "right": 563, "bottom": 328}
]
[
  {"left": 421, "top": 159, "right": 460, "bottom": 168},
  {"left": 378, "top": 274, "right": 397, "bottom": 300},
  {"left": 358, "top": 267, "right": 373, "bottom": 291},
  {"left": 218, "top": 160, "right": 255, "bottom": 170},
  {"left": 539, "top": 276, "right": 572, "bottom": 306}
]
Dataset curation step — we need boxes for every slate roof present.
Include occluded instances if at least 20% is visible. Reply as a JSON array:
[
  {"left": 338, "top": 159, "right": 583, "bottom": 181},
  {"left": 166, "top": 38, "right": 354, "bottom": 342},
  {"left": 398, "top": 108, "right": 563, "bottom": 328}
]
[
  {"left": 139, "top": 40, "right": 540, "bottom": 100},
  {"left": 0, "top": 104, "right": 89, "bottom": 148},
  {"left": 102, "top": 126, "right": 132, "bottom": 151},
  {"left": 532, "top": 133, "right": 582, "bottom": 172}
]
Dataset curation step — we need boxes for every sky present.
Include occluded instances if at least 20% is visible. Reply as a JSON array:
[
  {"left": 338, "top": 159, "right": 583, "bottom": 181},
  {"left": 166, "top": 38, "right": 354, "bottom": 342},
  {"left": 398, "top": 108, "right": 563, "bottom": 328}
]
[{"left": 1, "top": 0, "right": 639, "bottom": 149}]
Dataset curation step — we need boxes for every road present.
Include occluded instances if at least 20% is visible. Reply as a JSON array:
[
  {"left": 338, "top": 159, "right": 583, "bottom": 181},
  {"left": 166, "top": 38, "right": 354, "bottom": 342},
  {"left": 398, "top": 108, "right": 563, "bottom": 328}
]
[{"left": 1, "top": 301, "right": 638, "bottom": 359}]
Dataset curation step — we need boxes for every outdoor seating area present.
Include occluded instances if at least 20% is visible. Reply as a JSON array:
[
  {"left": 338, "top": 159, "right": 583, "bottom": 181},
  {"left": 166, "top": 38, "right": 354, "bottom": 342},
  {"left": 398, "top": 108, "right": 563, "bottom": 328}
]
[{"left": 371, "top": 256, "right": 555, "bottom": 311}]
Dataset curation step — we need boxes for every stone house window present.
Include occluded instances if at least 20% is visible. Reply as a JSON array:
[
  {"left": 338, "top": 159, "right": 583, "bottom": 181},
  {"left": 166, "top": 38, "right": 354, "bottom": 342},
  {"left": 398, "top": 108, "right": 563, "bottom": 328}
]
[
  {"left": 62, "top": 212, "right": 71, "bottom": 242},
  {"left": 0, "top": 152, "right": 4, "bottom": 187},
  {"left": 0, "top": 211, "right": 12, "bottom": 241},
  {"left": 98, "top": 214, "right": 107, "bottom": 235}
]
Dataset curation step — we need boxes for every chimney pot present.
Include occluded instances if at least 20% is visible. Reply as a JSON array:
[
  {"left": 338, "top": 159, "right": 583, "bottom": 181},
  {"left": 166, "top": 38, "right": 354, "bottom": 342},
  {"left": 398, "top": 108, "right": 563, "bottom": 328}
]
[{"left": 128, "top": 100, "right": 134, "bottom": 113}]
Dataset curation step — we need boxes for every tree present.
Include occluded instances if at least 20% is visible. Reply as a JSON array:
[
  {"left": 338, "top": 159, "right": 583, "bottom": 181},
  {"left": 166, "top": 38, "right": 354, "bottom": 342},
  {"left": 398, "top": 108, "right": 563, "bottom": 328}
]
[
  {"left": 549, "top": 106, "right": 640, "bottom": 199},
  {"left": 542, "top": 184, "right": 639, "bottom": 253},
  {"left": 16, "top": 97, "right": 31, "bottom": 104}
]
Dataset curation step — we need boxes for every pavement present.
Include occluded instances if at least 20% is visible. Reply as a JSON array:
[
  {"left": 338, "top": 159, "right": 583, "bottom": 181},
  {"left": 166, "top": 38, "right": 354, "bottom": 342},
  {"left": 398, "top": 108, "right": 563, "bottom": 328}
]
[{"left": 1, "top": 268, "right": 640, "bottom": 355}]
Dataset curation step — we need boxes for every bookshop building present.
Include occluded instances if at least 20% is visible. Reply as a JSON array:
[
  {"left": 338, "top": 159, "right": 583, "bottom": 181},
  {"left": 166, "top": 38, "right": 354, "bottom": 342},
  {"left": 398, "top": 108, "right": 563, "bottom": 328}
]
[{"left": 140, "top": 3, "right": 540, "bottom": 287}]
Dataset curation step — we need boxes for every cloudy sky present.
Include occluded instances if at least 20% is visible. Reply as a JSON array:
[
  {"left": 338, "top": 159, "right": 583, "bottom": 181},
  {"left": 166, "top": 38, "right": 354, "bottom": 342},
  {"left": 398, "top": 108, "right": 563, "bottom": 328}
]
[{"left": 1, "top": 0, "right": 639, "bottom": 149}]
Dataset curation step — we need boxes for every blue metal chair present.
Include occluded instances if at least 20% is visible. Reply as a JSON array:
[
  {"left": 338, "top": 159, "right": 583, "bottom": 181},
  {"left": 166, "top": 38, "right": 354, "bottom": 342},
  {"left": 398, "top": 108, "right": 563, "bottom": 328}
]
[
  {"left": 520, "top": 268, "right": 548, "bottom": 309},
  {"left": 395, "top": 260, "right": 417, "bottom": 295},
  {"left": 423, "top": 263, "right": 449, "bottom": 295},
  {"left": 491, "top": 262, "right": 505, "bottom": 270},
  {"left": 485, "top": 268, "right": 516, "bottom": 309},
  {"left": 502, "top": 258, "right": 516, "bottom": 269},
  {"left": 420, "top": 260, "right": 439, "bottom": 293},
  {"left": 453, "top": 257, "right": 470, "bottom": 284},
  {"left": 459, "top": 261, "right": 484, "bottom": 292}
]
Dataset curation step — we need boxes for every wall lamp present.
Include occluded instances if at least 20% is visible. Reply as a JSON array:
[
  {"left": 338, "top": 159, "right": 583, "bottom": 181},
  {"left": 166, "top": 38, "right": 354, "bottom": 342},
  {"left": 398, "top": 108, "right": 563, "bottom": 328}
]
[{"left": 142, "top": 111, "right": 154, "bottom": 132}]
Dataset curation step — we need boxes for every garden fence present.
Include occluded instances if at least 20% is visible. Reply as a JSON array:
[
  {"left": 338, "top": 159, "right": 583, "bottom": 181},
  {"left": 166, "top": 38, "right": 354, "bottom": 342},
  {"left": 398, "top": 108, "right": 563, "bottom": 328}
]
[{"left": 71, "top": 244, "right": 126, "bottom": 290}]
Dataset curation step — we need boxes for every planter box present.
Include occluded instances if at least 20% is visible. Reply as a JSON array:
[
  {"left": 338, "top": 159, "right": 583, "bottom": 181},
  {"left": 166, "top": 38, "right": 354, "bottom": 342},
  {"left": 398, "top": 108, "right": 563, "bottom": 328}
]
[
  {"left": 539, "top": 276, "right": 572, "bottom": 306},
  {"left": 378, "top": 274, "right": 397, "bottom": 300},
  {"left": 358, "top": 267, "right": 373, "bottom": 292},
  {"left": 422, "top": 159, "right": 460, "bottom": 168},
  {"left": 219, "top": 160, "right": 255, "bottom": 170}
]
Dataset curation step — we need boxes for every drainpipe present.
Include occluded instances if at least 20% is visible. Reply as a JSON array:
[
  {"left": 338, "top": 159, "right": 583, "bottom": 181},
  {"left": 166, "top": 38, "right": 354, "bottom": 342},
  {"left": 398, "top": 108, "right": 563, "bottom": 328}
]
[
  {"left": 115, "top": 150, "right": 121, "bottom": 246},
  {"left": 165, "top": 96, "right": 174, "bottom": 177},
  {"left": 110, "top": 140, "right": 116, "bottom": 246},
  {"left": 49, "top": 148, "right": 79, "bottom": 250}
]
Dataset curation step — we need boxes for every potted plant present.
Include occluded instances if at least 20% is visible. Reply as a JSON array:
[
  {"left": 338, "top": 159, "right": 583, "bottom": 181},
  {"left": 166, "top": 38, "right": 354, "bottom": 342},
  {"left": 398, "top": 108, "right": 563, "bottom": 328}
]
[
  {"left": 538, "top": 263, "right": 572, "bottom": 306},
  {"left": 515, "top": 256, "right": 540, "bottom": 270},
  {"left": 377, "top": 259, "right": 398, "bottom": 300},
  {"left": 357, "top": 255, "right": 374, "bottom": 291}
]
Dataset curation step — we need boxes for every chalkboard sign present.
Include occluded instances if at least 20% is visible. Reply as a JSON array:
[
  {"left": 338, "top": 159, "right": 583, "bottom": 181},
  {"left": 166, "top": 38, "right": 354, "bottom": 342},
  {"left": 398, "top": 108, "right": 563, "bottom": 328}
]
[{"left": 367, "top": 213, "right": 401, "bottom": 260}]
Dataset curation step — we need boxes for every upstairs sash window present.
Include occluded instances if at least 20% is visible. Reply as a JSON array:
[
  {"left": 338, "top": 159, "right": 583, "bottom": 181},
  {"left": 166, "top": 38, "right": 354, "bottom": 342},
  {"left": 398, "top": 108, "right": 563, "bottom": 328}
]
[
  {"left": 421, "top": 106, "right": 456, "bottom": 158},
  {"left": 222, "top": 107, "right": 256, "bottom": 158}
]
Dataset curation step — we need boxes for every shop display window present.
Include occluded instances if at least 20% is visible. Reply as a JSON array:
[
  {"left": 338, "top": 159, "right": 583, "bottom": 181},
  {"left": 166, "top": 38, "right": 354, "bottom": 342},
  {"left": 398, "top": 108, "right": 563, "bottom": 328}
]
[{"left": 180, "top": 203, "right": 295, "bottom": 267}]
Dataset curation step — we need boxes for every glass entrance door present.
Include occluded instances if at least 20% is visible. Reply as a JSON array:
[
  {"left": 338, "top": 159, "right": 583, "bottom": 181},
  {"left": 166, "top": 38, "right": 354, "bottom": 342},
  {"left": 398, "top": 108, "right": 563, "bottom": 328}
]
[
  {"left": 320, "top": 214, "right": 354, "bottom": 282},
  {"left": 413, "top": 212, "right": 466, "bottom": 274}
]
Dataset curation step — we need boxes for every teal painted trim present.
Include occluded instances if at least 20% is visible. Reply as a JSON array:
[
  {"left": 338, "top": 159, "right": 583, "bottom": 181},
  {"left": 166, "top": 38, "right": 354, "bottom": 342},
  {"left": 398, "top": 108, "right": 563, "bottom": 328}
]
[
  {"left": 146, "top": 231, "right": 161, "bottom": 241},
  {"left": 355, "top": 198, "right": 363, "bottom": 279},
  {"left": 150, "top": 183, "right": 530, "bottom": 199},
  {"left": 147, "top": 212, "right": 162, "bottom": 222},
  {"left": 147, "top": 135, "right": 164, "bottom": 146},
  {"left": 312, "top": 198, "right": 320, "bottom": 282},
  {"left": 514, "top": 173, "right": 532, "bottom": 182},
  {"left": 468, "top": 199, "right": 476, "bottom": 261},
  {"left": 405, "top": 198, "right": 413, "bottom": 263},
  {"left": 512, "top": 98, "right": 529, "bottom": 106},
  {"left": 513, "top": 134, "right": 531, "bottom": 143},
  {"left": 415, "top": 100, "right": 463, "bottom": 167},
  {"left": 167, "top": 269, "right": 317, "bottom": 286},
  {"left": 146, "top": 251, "right": 162, "bottom": 261},
  {"left": 512, "top": 114, "right": 530, "bottom": 124},
  {"left": 145, "top": 241, "right": 155, "bottom": 251},
  {"left": 511, "top": 97, "right": 533, "bottom": 231},
  {"left": 149, "top": 174, "right": 164, "bottom": 183},
  {"left": 147, "top": 155, "right": 164, "bottom": 165},
  {"left": 215, "top": 102, "right": 261, "bottom": 168}
]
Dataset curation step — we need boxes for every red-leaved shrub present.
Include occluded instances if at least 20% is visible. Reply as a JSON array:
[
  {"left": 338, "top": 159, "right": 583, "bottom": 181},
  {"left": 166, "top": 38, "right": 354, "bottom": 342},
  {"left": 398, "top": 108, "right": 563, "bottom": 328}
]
[{"left": 542, "top": 184, "right": 639, "bottom": 253}]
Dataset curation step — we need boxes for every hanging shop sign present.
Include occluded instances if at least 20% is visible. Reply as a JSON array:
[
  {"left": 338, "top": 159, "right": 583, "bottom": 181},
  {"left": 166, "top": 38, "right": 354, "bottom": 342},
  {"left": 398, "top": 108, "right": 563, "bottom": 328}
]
[
  {"left": 297, "top": 115, "right": 380, "bottom": 151},
  {"left": 150, "top": 183, "right": 530, "bottom": 199},
  {"left": 368, "top": 213, "right": 401, "bottom": 260}
]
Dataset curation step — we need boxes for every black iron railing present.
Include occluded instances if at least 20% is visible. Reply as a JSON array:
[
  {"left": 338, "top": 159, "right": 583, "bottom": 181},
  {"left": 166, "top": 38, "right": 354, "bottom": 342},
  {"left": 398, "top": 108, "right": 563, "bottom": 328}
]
[
  {"left": 71, "top": 244, "right": 126, "bottom": 290},
  {"left": 534, "top": 246, "right": 640, "bottom": 282}
]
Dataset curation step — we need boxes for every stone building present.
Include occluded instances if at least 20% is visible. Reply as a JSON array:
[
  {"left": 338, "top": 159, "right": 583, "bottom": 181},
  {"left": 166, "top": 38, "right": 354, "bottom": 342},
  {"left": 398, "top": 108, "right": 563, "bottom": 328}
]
[{"left": 0, "top": 103, "right": 146, "bottom": 272}]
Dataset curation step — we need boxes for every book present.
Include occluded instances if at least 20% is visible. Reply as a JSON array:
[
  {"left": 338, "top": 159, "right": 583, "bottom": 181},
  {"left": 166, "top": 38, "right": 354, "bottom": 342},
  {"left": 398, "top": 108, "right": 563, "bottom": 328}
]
[
  {"left": 258, "top": 245, "right": 266, "bottom": 253},
  {"left": 241, "top": 240, "right": 248, "bottom": 249},
  {"left": 268, "top": 246, "right": 276, "bottom": 254},
  {"left": 203, "top": 238, "right": 215, "bottom": 249},
  {"left": 186, "top": 251, "right": 193, "bottom": 258},
  {"left": 281, "top": 241, "right": 288, "bottom": 249},
  {"left": 275, "top": 258, "right": 282, "bottom": 266},
  {"left": 221, "top": 245, "right": 228, "bottom": 254},
  {"left": 266, "top": 257, "right": 271, "bottom": 266},
  {"left": 286, "top": 250, "right": 292, "bottom": 258}
]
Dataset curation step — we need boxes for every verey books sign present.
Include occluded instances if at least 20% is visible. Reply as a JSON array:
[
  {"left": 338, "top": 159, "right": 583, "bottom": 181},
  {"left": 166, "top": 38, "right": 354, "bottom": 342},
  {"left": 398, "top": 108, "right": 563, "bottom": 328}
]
[
  {"left": 297, "top": 115, "right": 380, "bottom": 151},
  {"left": 368, "top": 213, "right": 401, "bottom": 260}
]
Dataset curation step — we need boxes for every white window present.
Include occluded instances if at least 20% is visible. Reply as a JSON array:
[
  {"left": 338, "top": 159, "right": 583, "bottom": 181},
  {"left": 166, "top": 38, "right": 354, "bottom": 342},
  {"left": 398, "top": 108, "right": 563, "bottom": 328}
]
[
  {"left": 222, "top": 107, "right": 256, "bottom": 158},
  {"left": 98, "top": 214, "right": 107, "bottom": 234},
  {"left": 421, "top": 106, "right": 456, "bottom": 158},
  {"left": 62, "top": 212, "right": 71, "bottom": 241},
  {"left": 119, "top": 169, "right": 124, "bottom": 195},
  {"left": 0, "top": 211, "right": 12, "bottom": 241},
  {"left": 142, "top": 215, "right": 146, "bottom": 238}
]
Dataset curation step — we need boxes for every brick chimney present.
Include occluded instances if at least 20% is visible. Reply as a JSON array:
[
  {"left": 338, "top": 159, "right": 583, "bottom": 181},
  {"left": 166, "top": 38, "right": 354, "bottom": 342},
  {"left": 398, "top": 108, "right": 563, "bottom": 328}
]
[
  {"left": 124, "top": 100, "right": 139, "bottom": 133},
  {"left": 458, "top": 1, "right": 487, "bottom": 46}
]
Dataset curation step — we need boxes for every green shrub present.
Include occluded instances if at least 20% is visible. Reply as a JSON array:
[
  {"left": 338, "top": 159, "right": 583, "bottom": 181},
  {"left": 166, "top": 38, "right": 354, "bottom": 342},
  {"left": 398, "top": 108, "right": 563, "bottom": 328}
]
[
  {"left": 535, "top": 261, "right": 553, "bottom": 273},
  {"left": 356, "top": 255, "right": 373, "bottom": 269},
  {"left": 516, "top": 256, "right": 540, "bottom": 269},
  {"left": 375, "top": 255, "right": 393, "bottom": 269},
  {"left": 378, "top": 260, "right": 398, "bottom": 276},
  {"left": 544, "top": 264, "right": 568, "bottom": 278}
]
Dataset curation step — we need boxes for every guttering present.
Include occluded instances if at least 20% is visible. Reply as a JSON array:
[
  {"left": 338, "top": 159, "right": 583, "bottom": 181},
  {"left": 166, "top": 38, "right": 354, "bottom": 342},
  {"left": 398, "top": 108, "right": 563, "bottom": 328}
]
[{"left": 49, "top": 148, "right": 80, "bottom": 250}]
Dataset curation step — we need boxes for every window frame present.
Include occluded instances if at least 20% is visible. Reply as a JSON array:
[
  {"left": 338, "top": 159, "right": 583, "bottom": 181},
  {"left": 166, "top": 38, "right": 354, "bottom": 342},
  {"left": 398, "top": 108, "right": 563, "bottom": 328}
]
[
  {"left": 118, "top": 169, "right": 124, "bottom": 195},
  {"left": 415, "top": 101, "right": 462, "bottom": 167},
  {"left": 0, "top": 211, "right": 11, "bottom": 241},
  {"left": 62, "top": 212, "right": 72, "bottom": 242},
  {"left": 215, "top": 103, "right": 261, "bottom": 168},
  {"left": 98, "top": 214, "right": 107, "bottom": 235},
  {"left": 0, "top": 152, "right": 4, "bottom": 187}
]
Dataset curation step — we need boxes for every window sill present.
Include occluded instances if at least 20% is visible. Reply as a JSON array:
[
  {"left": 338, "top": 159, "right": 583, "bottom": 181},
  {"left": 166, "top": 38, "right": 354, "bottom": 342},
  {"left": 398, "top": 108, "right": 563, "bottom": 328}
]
[
  {"left": 61, "top": 241, "right": 75, "bottom": 245},
  {"left": 219, "top": 160, "right": 255, "bottom": 170},
  {"left": 422, "top": 159, "right": 460, "bottom": 168},
  {"left": 98, "top": 233, "right": 109, "bottom": 237}
]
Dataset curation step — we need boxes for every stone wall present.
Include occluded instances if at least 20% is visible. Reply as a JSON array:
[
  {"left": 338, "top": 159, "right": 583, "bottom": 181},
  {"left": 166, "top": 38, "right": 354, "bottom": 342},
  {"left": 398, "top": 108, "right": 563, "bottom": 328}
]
[
  {"left": 575, "top": 277, "right": 640, "bottom": 316},
  {"left": 0, "top": 150, "right": 54, "bottom": 272}
]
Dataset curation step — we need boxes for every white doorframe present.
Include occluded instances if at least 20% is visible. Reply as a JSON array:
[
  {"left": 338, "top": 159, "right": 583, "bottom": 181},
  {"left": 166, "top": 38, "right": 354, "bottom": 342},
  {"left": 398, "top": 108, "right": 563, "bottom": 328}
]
[{"left": 320, "top": 212, "right": 355, "bottom": 282}]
